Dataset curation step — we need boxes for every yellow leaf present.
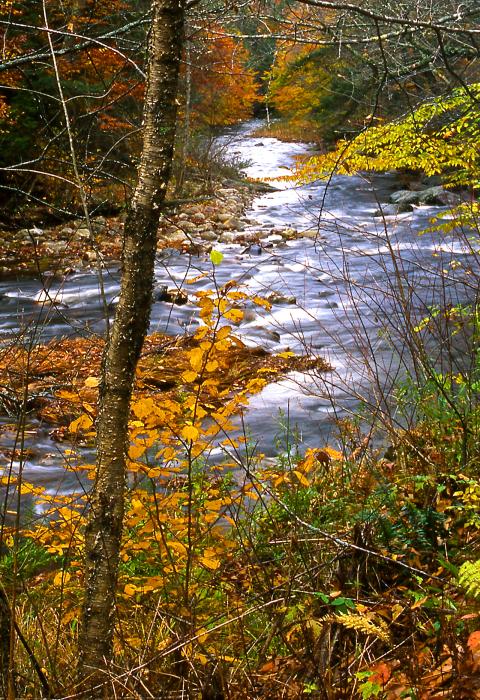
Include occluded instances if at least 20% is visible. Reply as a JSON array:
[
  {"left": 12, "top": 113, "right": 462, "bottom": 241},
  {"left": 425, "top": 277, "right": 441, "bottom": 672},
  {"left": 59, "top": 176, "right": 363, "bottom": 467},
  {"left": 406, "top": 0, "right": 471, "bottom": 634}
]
[
  {"left": 324, "top": 447, "right": 343, "bottom": 461},
  {"left": 246, "top": 378, "right": 267, "bottom": 393},
  {"left": 53, "top": 571, "right": 71, "bottom": 587},
  {"left": 224, "top": 308, "right": 244, "bottom": 323},
  {"left": 199, "top": 556, "right": 220, "bottom": 570},
  {"left": 253, "top": 296, "right": 272, "bottom": 310},
  {"left": 84, "top": 376, "right": 100, "bottom": 388},
  {"left": 206, "top": 360, "right": 219, "bottom": 372},
  {"left": 182, "top": 370, "right": 198, "bottom": 382},
  {"left": 69, "top": 414, "right": 93, "bottom": 433},
  {"left": 124, "top": 584, "right": 138, "bottom": 597},
  {"left": 215, "top": 326, "right": 231, "bottom": 340},
  {"left": 277, "top": 351, "right": 294, "bottom": 358},
  {"left": 189, "top": 347, "right": 204, "bottom": 372},
  {"left": 160, "top": 446, "right": 177, "bottom": 461},
  {"left": 182, "top": 425, "right": 199, "bottom": 441},
  {"left": 131, "top": 398, "right": 156, "bottom": 421},
  {"left": 168, "top": 541, "right": 187, "bottom": 556},
  {"left": 56, "top": 390, "right": 79, "bottom": 401},
  {"left": 293, "top": 470, "right": 310, "bottom": 486}
]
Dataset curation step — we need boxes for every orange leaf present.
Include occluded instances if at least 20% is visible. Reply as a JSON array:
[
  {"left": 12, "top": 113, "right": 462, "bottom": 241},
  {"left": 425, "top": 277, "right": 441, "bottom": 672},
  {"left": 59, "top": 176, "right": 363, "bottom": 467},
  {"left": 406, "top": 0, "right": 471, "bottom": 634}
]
[{"left": 370, "top": 661, "right": 391, "bottom": 686}]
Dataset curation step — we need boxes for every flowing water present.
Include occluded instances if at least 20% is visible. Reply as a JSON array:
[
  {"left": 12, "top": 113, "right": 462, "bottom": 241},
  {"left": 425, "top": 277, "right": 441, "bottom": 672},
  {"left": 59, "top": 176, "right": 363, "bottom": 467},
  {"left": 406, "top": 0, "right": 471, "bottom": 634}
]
[{"left": 1, "top": 120, "right": 477, "bottom": 493}]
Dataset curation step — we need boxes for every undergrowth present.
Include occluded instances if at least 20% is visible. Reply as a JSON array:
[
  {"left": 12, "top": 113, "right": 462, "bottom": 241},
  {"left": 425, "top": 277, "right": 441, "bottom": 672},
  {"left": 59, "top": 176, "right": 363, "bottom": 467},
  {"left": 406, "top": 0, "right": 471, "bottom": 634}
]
[{"left": 2, "top": 321, "right": 480, "bottom": 697}]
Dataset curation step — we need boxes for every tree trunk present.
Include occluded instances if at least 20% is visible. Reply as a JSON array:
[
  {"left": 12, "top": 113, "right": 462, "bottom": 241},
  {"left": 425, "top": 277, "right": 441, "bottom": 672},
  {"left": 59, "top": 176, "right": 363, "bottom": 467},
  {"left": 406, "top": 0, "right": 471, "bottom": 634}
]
[{"left": 78, "top": 0, "right": 185, "bottom": 692}]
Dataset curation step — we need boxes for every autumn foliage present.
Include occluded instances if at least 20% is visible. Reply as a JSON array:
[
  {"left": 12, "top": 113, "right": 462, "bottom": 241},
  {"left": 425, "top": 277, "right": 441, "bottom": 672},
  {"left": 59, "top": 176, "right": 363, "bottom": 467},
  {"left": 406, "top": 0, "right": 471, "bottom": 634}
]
[{"left": 189, "top": 26, "right": 259, "bottom": 129}]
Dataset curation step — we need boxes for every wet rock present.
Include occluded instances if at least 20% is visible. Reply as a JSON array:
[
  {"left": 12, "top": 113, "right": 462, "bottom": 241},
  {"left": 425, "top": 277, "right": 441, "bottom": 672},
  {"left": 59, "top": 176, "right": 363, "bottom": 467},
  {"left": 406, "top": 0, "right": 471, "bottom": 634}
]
[
  {"left": 265, "top": 233, "right": 284, "bottom": 243},
  {"left": 281, "top": 228, "right": 298, "bottom": 240},
  {"left": 267, "top": 292, "right": 296, "bottom": 305},
  {"left": 302, "top": 229, "right": 321, "bottom": 239},
  {"left": 201, "top": 230, "right": 218, "bottom": 241},
  {"left": 390, "top": 185, "right": 461, "bottom": 210},
  {"left": 373, "top": 203, "right": 403, "bottom": 217},
  {"left": 418, "top": 186, "right": 461, "bottom": 206},
  {"left": 153, "top": 285, "right": 188, "bottom": 305},
  {"left": 241, "top": 243, "right": 263, "bottom": 255},
  {"left": 226, "top": 218, "right": 245, "bottom": 231}
]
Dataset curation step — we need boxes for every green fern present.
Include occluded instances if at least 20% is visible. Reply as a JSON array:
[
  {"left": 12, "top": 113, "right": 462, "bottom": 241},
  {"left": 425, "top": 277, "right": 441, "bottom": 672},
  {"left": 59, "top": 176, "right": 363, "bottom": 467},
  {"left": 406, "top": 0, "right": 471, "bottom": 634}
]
[{"left": 458, "top": 560, "right": 480, "bottom": 598}]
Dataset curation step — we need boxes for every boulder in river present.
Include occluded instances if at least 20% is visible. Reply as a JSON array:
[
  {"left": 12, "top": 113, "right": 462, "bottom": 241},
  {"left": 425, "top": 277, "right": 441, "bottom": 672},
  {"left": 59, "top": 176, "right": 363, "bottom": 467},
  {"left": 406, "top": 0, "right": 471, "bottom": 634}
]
[
  {"left": 153, "top": 285, "right": 188, "bottom": 305},
  {"left": 390, "top": 185, "right": 461, "bottom": 209}
]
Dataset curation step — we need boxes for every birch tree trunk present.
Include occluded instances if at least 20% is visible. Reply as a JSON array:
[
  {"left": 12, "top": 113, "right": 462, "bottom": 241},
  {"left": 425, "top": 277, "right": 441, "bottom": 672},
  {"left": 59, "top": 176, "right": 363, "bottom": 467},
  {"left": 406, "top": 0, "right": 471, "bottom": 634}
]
[{"left": 78, "top": 0, "right": 185, "bottom": 690}]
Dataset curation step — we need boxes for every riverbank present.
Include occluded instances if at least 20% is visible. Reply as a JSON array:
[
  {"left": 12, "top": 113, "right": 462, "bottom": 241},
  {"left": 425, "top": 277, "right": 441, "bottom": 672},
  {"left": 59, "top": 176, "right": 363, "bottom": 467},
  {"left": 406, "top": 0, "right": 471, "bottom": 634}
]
[{"left": 0, "top": 174, "right": 303, "bottom": 278}]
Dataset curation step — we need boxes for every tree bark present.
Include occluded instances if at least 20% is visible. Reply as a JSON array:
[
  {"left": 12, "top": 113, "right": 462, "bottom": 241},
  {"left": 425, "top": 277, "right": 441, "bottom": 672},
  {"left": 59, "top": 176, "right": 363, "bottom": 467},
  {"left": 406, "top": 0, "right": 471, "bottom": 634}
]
[{"left": 78, "top": 0, "right": 185, "bottom": 692}]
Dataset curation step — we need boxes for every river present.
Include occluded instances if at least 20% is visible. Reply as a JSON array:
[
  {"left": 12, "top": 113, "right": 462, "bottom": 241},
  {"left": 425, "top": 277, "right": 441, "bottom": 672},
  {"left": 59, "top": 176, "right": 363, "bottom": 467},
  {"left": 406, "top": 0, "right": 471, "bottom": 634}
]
[{"left": 0, "top": 120, "right": 476, "bottom": 493}]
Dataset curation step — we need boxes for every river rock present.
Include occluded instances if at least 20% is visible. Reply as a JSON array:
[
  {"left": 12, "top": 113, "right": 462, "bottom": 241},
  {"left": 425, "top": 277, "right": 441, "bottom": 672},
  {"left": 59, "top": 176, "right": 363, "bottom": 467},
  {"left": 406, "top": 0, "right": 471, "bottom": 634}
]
[
  {"left": 47, "top": 240, "right": 68, "bottom": 253},
  {"left": 91, "top": 217, "right": 106, "bottom": 232},
  {"left": 16, "top": 229, "right": 32, "bottom": 242},
  {"left": 163, "top": 230, "right": 189, "bottom": 244},
  {"left": 76, "top": 228, "right": 91, "bottom": 239},
  {"left": 226, "top": 218, "right": 245, "bottom": 231},
  {"left": 201, "top": 230, "right": 218, "bottom": 241},
  {"left": 373, "top": 203, "right": 402, "bottom": 217},
  {"left": 281, "top": 228, "right": 298, "bottom": 240},
  {"left": 241, "top": 243, "right": 263, "bottom": 255},
  {"left": 267, "top": 292, "right": 296, "bottom": 305},
  {"left": 418, "top": 186, "right": 461, "bottom": 206},
  {"left": 181, "top": 221, "right": 198, "bottom": 233},
  {"left": 302, "top": 229, "right": 321, "bottom": 239},
  {"left": 390, "top": 185, "right": 461, "bottom": 210},
  {"left": 265, "top": 233, "right": 284, "bottom": 243},
  {"left": 216, "top": 212, "right": 231, "bottom": 223},
  {"left": 153, "top": 285, "right": 188, "bottom": 305},
  {"left": 388, "top": 191, "right": 417, "bottom": 211},
  {"left": 220, "top": 232, "right": 238, "bottom": 243},
  {"left": 217, "top": 188, "right": 238, "bottom": 197}
]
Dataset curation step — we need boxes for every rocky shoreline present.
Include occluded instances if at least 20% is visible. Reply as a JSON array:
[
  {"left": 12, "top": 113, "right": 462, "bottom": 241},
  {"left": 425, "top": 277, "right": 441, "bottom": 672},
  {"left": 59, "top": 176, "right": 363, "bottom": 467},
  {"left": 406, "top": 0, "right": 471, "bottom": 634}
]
[
  {"left": 0, "top": 177, "right": 308, "bottom": 279},
  {"left": 0, "top": 171, "right": 468, "bottom": 280}
]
